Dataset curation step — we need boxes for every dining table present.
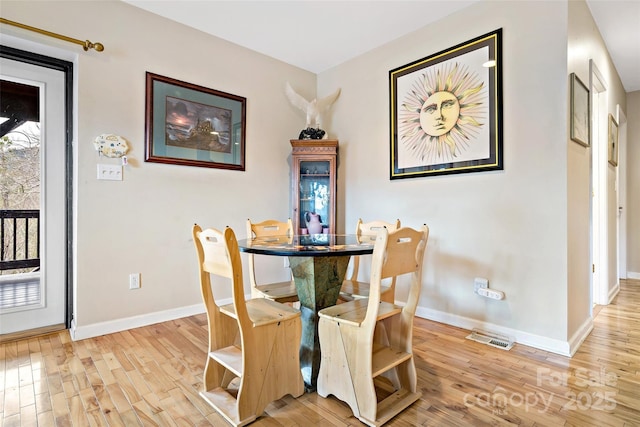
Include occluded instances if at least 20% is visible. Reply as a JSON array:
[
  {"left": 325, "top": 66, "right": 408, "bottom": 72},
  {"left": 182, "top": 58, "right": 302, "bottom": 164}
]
[{"left": 237, "top": 233, "right": 375, "bottom": 392}]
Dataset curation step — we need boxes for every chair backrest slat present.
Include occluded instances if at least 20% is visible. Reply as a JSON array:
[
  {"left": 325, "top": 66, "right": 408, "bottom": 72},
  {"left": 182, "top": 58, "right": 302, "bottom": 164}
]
[
  {"left": 247, "top": 218, "right": 293, "bottom": 238},
  {"left": 349, "top": 218, "right": 401, "bottom": 281},
  {"left": 197, "top": 228, "right": 234, "bottom": 278}
]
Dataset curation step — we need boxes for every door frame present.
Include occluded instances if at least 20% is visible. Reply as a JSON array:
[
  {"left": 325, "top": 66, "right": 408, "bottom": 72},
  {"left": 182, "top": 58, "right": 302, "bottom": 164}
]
[
  {"left": 590, "top": 59, "right": 608, "bottom": 306},
  {"left": 616, "top": 104, "right": 627, "bottom": 280},
  {"left": 0, "top": 45, "right": 74, "bottom": 329}
]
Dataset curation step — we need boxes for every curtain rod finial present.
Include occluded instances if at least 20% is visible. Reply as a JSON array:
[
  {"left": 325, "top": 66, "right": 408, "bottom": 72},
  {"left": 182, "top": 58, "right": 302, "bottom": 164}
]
[{"left": 84, "top": 40, "right": 104, "bottom": 52}]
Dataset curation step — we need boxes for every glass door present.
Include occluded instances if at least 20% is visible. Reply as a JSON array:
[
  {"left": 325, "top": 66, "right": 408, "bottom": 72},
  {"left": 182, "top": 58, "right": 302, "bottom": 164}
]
[
  {"left": 299, "top": 160, "right": 331, "bottom": 234},
  {"left": 0, "top": 52, "right": 68, "bottom": 335}
]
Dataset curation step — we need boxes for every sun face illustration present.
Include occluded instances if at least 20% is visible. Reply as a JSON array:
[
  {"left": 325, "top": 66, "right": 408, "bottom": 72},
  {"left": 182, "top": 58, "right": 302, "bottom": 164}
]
[{"left": 399, "top": 62, "right": 486, "bottom": 163}]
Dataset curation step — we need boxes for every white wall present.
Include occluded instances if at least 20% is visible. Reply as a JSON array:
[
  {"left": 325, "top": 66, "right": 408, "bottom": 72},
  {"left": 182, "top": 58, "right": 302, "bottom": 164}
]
[
  {"left": 627, "top": 91, "right": 640, "bottom": 277},
  {"left": 320, "top": 0, "right": 573, "bottom": 349},
  {"left": 567, "top": 0, "right": 594, "bottom": 340},
  {"left": 1, "top": 0, "right": 315, "bottom": 337}
]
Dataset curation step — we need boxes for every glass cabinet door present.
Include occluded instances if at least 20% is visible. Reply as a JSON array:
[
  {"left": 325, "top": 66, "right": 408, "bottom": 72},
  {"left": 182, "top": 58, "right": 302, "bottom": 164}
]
[
  {"left": 298, "top": 160, "right": 331, "bottom": 233},
  {"left": 290, "top": 139, "right": 338, "bottom": 235}
]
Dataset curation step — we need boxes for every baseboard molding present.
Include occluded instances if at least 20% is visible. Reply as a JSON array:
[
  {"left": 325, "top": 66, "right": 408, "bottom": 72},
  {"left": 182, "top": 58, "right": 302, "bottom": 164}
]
[
  {"left": 608, "top": 282, "right": 621, "bottom": 304},
  {"left": 415, "top": 306, "right": 577, "bottom": 357},
  {"left": 70, "top": 298, "right": 594, "bottom": 357},
  {"left": 627, "top": 271, "right": 640, "bottom": 280},
  {"left": 567, "top": 316, "right": 594, "bottom": 356},
  {"left": 70, "top": 303, "right": 209, "bottom": 341}
]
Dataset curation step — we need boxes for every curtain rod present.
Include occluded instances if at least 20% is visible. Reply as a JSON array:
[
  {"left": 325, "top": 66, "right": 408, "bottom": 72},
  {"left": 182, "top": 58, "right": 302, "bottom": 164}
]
[{"left": 0, "top": 18, "right": 104, "bottom": 52}]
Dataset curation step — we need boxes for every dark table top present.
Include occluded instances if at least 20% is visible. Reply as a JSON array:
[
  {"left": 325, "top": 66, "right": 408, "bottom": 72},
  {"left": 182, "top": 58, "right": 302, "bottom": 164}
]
[{"left": 237, "top": 234, "right": 375, "bottom": 257}]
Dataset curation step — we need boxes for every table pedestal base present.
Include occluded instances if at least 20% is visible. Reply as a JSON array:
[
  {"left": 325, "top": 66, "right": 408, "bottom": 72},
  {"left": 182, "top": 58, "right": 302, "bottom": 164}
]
[{"left": 289, "top": 255, "right": 350, "bottom": 392}]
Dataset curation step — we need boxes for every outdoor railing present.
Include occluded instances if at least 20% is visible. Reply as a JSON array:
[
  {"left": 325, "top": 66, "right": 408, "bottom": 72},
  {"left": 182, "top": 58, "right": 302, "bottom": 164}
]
[{"left": 0, "top": 209, "right": 40, "bottom": 271}]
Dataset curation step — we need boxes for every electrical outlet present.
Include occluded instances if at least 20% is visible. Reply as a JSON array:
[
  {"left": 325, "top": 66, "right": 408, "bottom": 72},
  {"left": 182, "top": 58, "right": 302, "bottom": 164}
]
[
  {"left": 129, "top": 273, "right": 141, "bottom": 289},
  {"left": 474, "top": 277, "right": 489, "bottom": 293},
  {"left": 478, "top": 288, "right": 505, "bottom": 300}
]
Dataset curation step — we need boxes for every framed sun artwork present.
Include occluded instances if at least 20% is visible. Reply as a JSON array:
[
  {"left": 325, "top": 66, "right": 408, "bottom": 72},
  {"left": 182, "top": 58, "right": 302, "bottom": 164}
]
[{"left": 389, "top": 29, "right": 503, "bottom": 179}]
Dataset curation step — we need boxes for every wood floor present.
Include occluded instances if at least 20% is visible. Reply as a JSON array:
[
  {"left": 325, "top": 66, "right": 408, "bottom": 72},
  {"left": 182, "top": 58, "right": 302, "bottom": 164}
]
[{"left": 1, "top": 279, "right": 639, "bottom": 426}]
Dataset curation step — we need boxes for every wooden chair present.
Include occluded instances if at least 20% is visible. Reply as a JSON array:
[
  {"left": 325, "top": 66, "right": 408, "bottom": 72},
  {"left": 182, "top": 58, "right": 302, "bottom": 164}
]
[
  {"left": 339, "top": 218, "right": 401, "bottom": 303},
  {"left": 245, "top": 218, "right": 298, "bottom": 304},
  {"left": 317, "top": 225, "right": 429, "bottom": 427},
  {"left": 193, "top": 225, "right": 304, "bottom": 426}
]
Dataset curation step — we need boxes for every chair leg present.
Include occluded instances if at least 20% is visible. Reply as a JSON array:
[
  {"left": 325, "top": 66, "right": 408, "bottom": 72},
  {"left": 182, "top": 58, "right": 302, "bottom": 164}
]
[
  {"left": 202, "top": 358, "right": 217, "bottom": 391},
  {"left": 350, "top": 346, "right": 379, "bottom": 420},
  {"left": 237, "top": 319, "right": 304, "bottom": 421},
  {"left": 318, "top": 319, "right": 383, "bottom": 421},
  {"left": 391, "top": 358, "right": 417, "bottom": 393},
  {"left": 254, "top": 319, "right": 305, "bottom": 415},
  {"left": 317, "top": 319, "right": 360, "bottom": 414}
]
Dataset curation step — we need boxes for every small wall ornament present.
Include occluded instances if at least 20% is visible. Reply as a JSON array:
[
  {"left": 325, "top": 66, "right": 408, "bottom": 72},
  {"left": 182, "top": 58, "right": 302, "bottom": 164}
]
[{"left": 93, "top": 134, "right": 129, "bottom": 158}]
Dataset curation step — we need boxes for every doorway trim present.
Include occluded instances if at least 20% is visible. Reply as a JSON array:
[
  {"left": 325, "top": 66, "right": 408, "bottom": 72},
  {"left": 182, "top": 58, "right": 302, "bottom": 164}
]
[
  {"left": 0, "top": 45, "right": 74, "bottom": 329},
  {"left": 616, "top": 104, "right": 627, "bottom": 280},
  {"left": 589, "top": 59, "right": 607, "bottom": 306}
]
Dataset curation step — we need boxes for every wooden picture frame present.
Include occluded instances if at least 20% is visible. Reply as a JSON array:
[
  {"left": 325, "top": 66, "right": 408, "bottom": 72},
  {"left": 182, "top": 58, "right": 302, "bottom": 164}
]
[
  {"left": 145, "top": 72, "right": 246, "bottom": 170},
  {"left": 570, "top": 73, "right": 590, "bottom": 147},
  {"left": 608, "top": 114, "right": 618, "bottom": 166},
  {"left": 389, "top": 29, "right": 503, "bottom": 179}
]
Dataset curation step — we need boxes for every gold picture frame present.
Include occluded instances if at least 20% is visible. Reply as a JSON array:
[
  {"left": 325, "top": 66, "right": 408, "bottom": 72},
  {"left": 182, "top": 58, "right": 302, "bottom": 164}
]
[
  {"left": 608, "top": 114, "right": 618, "bottom": 166},
  {"left": 145, "top": 72, "right": 246, "bottom": 170},
  {"left": 570, "top": 73, "right": 590, "bottom": 147},
  {"left": 389, "top": 29, "right": 503, "bottom": 179}
]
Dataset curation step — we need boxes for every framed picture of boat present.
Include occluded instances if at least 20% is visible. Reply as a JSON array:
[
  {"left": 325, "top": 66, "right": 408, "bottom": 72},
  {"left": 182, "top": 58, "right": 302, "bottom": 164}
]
[{"left": 145, "top": 72, "right": 246, "bottom": 170}]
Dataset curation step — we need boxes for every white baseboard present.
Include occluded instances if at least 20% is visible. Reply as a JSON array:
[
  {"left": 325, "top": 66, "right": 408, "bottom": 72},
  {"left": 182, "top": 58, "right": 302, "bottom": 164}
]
[
  {"left": 70, "top": 303, "right": 207, "bottom": 341},
  {"left": 567, "top": 316, "right": 594, "bottom": 356},
  {"left": 415, "top": 306, "right": 581, "bottom": 357},
  {"left": 70, "top": 298, "right": 594, "bottom": 357},
  {"left": 608, "top": 283, "right": 620, "bottom": 304},
  {"left": 627, "top": 271, "right": 640, "bottom": 280}
]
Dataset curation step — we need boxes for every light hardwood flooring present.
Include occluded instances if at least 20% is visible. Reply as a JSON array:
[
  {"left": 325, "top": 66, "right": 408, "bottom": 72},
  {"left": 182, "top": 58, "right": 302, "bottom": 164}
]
[{"left": 1, "top": 279, "right": 639, "bottom": 426}]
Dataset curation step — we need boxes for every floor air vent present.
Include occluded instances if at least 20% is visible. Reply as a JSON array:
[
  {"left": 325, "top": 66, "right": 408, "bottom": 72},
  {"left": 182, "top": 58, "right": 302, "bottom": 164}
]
[{"left": 466, "top": 329, "right": 514, "bottom": 350}]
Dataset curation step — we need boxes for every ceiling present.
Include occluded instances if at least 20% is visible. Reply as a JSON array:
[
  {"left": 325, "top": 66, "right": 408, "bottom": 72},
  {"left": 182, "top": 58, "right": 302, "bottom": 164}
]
[
  {"left": 124, "top": 1, "right": 640, "bottom": 92},
  {"left": 586, "top": 0, "right": 640, "bottom": 92}
]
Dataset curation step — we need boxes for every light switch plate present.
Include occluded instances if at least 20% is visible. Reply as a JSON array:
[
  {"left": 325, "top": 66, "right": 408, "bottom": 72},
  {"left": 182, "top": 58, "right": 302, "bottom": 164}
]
[{"left": 97, "top": 164, "right": 123, "bottom": 181}]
